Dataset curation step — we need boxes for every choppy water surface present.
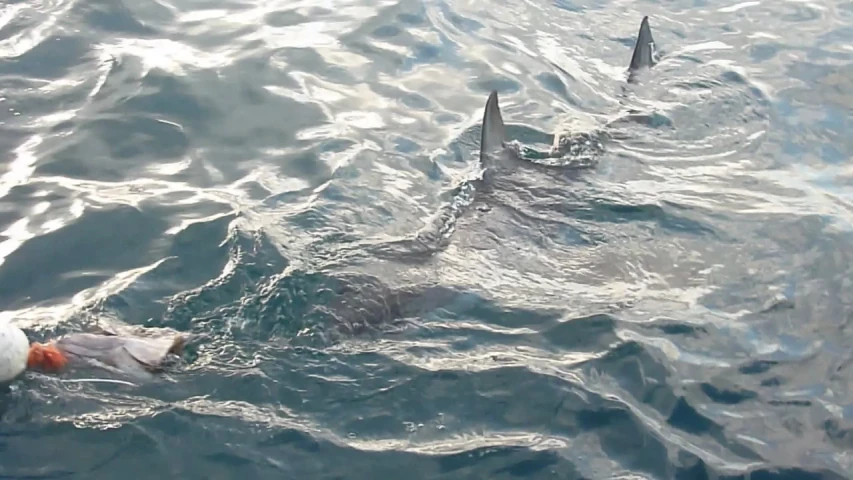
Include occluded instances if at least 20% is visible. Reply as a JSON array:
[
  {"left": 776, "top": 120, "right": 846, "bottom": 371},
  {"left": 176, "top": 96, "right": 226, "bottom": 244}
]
[{"left": 1, "top": 0, "right": 852, "bottom": 478}]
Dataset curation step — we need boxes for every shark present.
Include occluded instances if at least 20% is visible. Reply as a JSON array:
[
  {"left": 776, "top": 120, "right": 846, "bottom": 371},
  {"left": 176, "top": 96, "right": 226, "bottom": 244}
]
[{"left": 238, "top": 18, "right": 663, "bottom": 342}]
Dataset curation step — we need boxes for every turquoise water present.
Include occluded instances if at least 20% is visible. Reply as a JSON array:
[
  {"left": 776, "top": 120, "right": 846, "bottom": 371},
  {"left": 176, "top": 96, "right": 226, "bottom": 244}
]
[{"left": 1, "top": 0, "right": 853, "bottom": 478}]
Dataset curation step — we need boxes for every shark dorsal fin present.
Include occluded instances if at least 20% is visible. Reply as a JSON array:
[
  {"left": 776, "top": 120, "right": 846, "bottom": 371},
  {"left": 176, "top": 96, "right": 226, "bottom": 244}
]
[
  {"left": 629, "top": 16, "right": 656, "bottom": 71},
  {"left": 479, "top": 90, "right": 507, "bottom": 168}
]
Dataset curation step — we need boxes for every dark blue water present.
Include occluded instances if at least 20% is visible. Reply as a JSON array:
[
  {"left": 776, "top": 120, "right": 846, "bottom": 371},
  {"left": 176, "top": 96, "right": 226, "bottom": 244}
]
[{"left": 1, "top": 0, "right": 852, "bottom": 478}]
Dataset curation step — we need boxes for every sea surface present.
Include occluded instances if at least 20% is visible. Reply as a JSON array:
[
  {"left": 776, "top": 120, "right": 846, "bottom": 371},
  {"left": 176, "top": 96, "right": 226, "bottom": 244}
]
[{"left": 1, "top": 0, "right": 852, "bottom": 478}]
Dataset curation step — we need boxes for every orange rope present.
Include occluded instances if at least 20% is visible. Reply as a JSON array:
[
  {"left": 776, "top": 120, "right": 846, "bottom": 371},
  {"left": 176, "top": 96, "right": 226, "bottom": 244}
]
[{"left": 27, "top": 342, "right": 68, "bottom": 372}]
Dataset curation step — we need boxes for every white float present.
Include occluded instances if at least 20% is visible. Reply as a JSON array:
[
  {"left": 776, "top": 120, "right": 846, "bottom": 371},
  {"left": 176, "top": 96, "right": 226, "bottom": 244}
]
[{"left": 0, "top": 323, "right": 30, "bottom": 382}]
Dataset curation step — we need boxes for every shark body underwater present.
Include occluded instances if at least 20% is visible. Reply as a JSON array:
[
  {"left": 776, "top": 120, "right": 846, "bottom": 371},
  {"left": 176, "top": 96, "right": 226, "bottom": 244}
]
[{"left": 240, "top": 16, "right": 662, "bottom": 343}]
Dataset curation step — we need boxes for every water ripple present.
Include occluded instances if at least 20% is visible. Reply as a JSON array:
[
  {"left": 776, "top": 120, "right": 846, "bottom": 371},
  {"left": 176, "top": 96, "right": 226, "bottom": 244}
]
[{"left": 1, "top": 0, "right": 852, "bottom": 478}]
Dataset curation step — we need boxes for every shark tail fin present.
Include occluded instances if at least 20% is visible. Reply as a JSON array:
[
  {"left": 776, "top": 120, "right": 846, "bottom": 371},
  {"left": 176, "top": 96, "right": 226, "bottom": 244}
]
[
  {"left": 628, "top": 16, "right": 656, "bottom": 71},
  {"left": 479, "top": 90, "right": 507, "bottom": 166}
]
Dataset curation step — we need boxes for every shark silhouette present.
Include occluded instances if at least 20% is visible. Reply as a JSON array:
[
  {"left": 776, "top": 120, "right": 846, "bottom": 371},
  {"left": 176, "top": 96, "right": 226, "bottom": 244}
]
[{"left": 305, "top": 17, "right": 662, "bottom": 334}]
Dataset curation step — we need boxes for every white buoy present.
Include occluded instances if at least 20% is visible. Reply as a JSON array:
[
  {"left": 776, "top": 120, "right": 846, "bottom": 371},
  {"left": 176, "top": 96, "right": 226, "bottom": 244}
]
[{"left": 0, "top": 323, "right": 30, "bottom": 382}]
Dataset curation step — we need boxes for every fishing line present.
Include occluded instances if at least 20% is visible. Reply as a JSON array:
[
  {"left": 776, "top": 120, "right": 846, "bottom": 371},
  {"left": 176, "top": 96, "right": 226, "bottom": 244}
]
[{"left": 59, "top": 378, "right": 138, "bottom": 387}]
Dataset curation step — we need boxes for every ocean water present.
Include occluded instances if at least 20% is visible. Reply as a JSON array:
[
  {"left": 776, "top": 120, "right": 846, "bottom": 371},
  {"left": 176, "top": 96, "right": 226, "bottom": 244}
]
[{"left": 1, "top": 0, "right": 852, "bottom": 478}]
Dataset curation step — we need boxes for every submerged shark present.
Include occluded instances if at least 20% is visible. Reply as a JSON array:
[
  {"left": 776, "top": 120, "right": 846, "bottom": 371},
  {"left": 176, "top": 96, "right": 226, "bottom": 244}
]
[{"left": 267, "top": 17, "right": 663, "bottom": 337}]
